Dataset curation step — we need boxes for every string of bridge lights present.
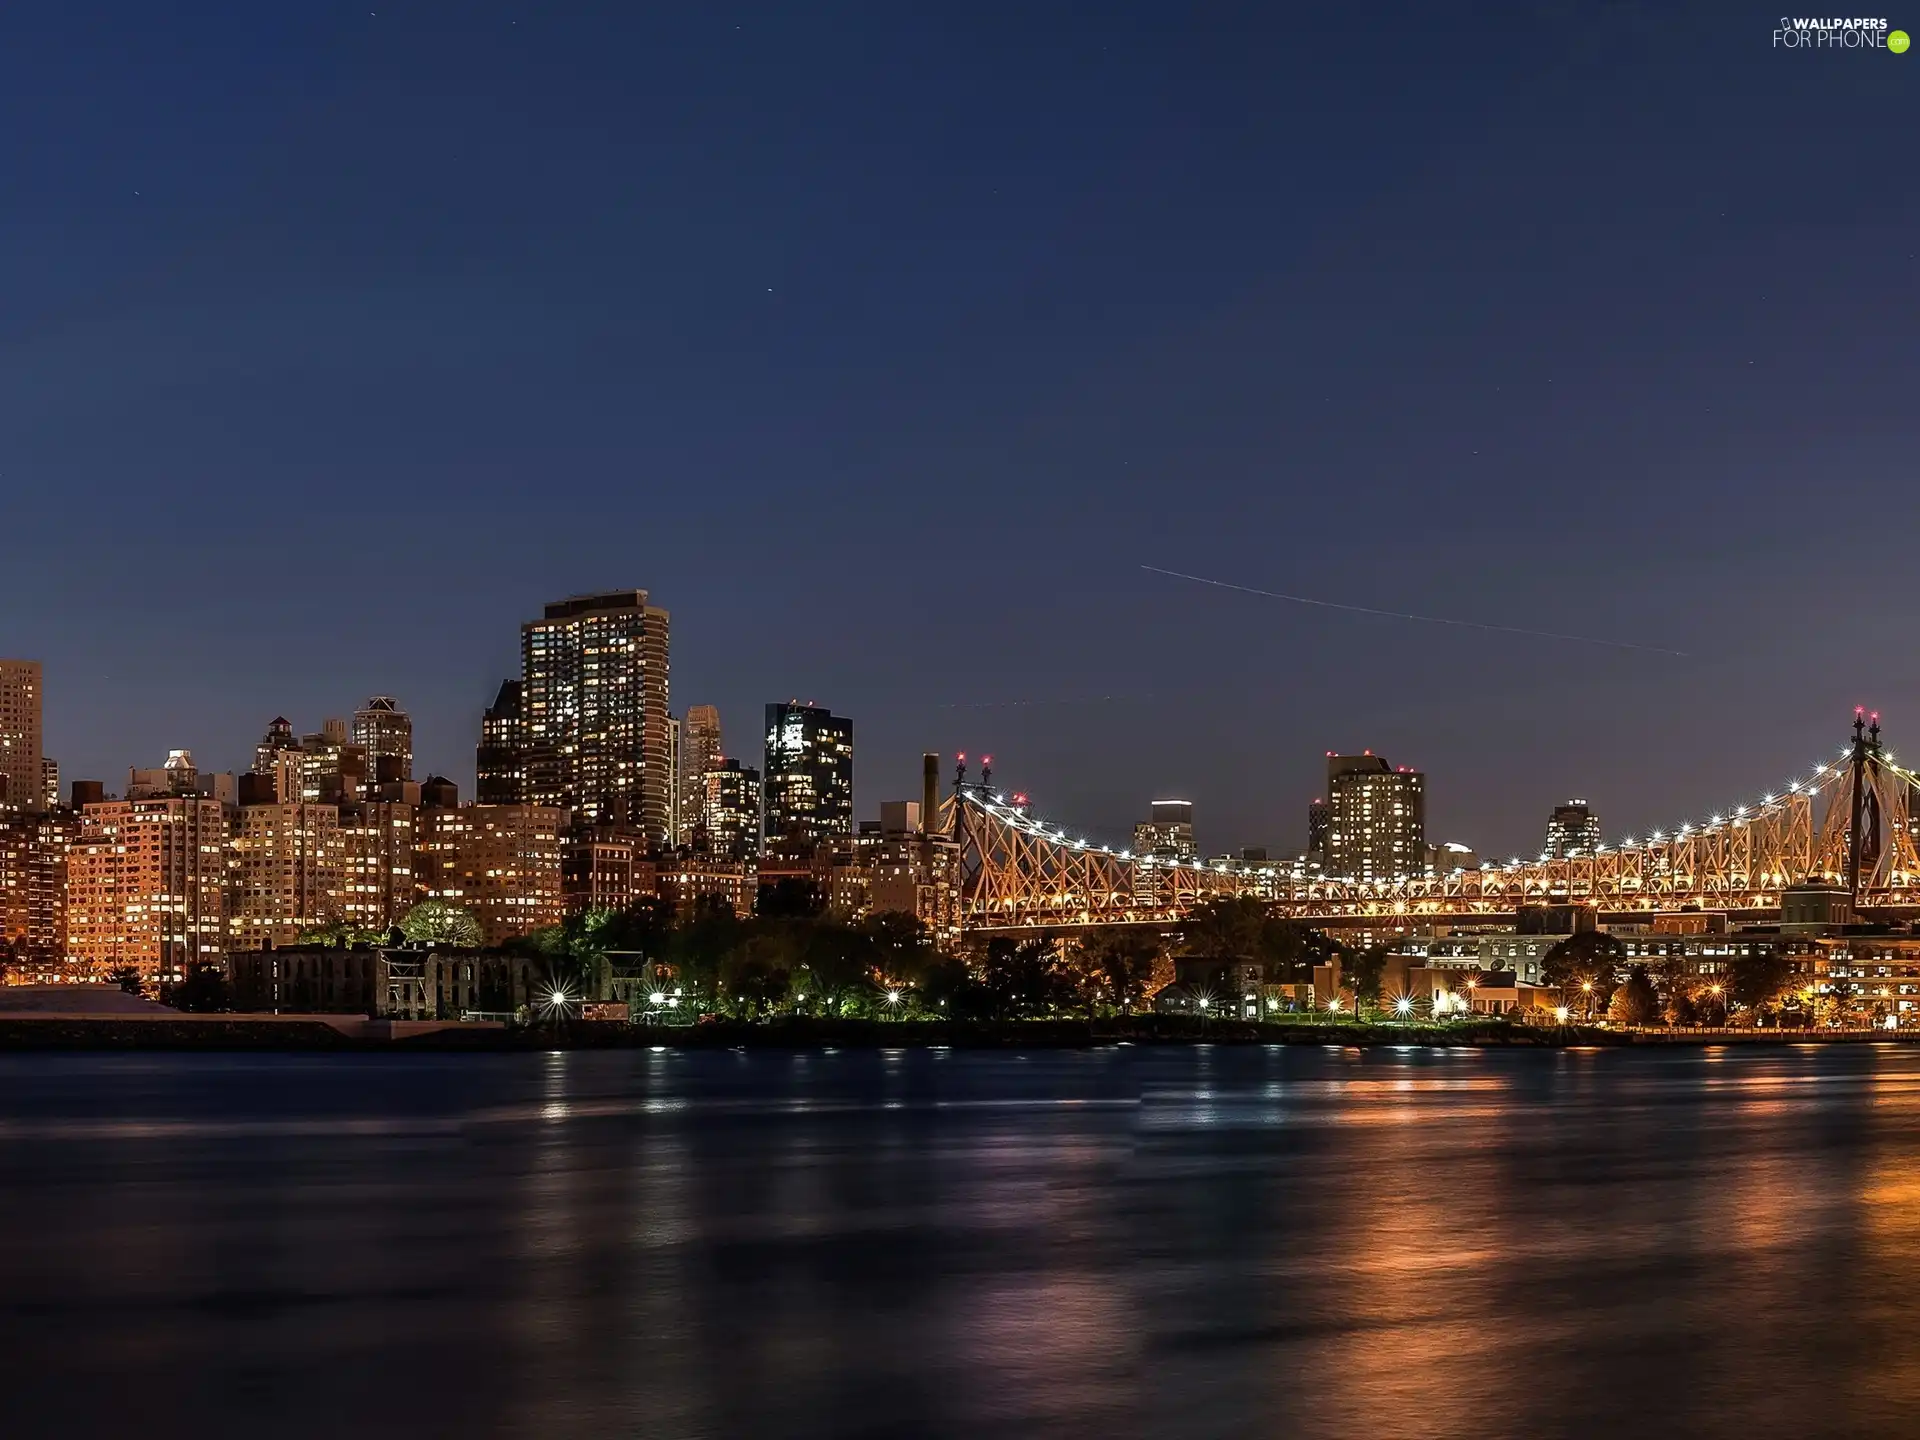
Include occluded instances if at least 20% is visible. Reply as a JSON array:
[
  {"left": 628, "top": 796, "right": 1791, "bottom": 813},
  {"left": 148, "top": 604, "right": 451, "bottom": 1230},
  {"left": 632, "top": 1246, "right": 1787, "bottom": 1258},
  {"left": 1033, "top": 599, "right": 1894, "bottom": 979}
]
[{"left": 958, "top": 739, "right": 1882, "bottom": 881}]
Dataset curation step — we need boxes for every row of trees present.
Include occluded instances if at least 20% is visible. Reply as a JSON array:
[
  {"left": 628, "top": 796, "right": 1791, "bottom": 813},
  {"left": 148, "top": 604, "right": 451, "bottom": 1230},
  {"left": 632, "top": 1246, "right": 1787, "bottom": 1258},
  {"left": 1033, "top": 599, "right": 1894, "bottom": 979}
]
[
  {"left": 1540, "top": 931, "right": 1811, "bottom": 1027},
  {"left": 518, "top": 898, "right": 1180, "bottom": 1021}
]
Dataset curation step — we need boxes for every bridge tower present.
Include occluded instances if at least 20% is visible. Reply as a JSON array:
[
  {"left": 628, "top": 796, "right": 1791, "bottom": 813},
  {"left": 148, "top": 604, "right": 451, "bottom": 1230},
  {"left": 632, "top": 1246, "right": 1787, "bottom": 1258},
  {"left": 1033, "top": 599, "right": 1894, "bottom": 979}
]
[{"left": 1847, "top": 708, "right": 1886, "bottom": 902}]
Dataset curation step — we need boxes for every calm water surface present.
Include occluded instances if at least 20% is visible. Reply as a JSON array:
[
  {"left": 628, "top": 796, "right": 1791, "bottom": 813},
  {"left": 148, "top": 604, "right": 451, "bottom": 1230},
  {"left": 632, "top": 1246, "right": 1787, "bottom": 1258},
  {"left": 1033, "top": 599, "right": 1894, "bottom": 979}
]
[{"left": 3, "top": 1043, "right": 1919, "bottom": 1438}]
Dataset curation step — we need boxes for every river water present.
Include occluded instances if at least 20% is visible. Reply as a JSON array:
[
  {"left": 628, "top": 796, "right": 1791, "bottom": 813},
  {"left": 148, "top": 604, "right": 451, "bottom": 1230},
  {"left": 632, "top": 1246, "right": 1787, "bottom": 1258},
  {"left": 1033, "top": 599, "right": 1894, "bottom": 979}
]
[{"left": 2, "top": 1043, "right": 1917, "bottom": 1438}]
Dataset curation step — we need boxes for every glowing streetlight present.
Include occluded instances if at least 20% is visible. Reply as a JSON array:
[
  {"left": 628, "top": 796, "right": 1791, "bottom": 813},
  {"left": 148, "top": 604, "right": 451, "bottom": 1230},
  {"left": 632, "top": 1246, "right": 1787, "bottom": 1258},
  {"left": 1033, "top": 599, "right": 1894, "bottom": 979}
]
[
  {"left": 886, "top": 988, "right": 903, "bottom": 1006},
  {"left": 1394, "top": 996, "right": 1413, "bottom": 1017},
  {"left": 1554, "top": 1006, "right": 1570, "bottom": 1023}
]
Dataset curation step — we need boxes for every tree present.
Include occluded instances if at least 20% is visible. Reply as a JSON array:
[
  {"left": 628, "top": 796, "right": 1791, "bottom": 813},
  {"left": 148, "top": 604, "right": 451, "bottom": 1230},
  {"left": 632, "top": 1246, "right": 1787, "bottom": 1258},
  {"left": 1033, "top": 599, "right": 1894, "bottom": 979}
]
[
  {"left": 297, "top": 920, "right": 386, "bottom": 949},
  {"left": 400, "top": 901, "right": 482, "bottom": 948},
  {"left": 1608, "top": 965, "right": 1660, "bottom": 1026},
  {"left": 162, "top": 963, "right": 232, "bottom": 1013},
  {"left": 794, "top": 918, "right": 879, "bottom": 1014},
  {"left": 1069, "top": 929, "right": 1163, "bottom": 1014},
  {"left": 1255, "top": 919, "right": 1315, "bottom": 988},
  {"left": 969, "top": 937, "right": 1079, "bottom": 1019},
  {"left": 1344, "top": 947, "right": 1389, "bottom": 1019},
  {"left": 857, "top": 912, "right": 933, "bottom": 992},
  {"left": 1727, "top": 948, "right": 1793, "bottom": 1022},
  {"left": 758, "top": 878, "right": 826, "bottom": 920},
  {"left": 667, "top": 898, "right": 747, "bottom": 1009},
  {"left": 1542, "top": 930, "right": 1624, "bottom": 1002},
  {"left": 1664, "top": 986, "right": 1701, "bottom": 1027},
  {"left": 1180, "top": 897, "right": 1270, "bottom": 961},
  {"left": 108, "top": 964, "right": 145, "bottom": 996}
]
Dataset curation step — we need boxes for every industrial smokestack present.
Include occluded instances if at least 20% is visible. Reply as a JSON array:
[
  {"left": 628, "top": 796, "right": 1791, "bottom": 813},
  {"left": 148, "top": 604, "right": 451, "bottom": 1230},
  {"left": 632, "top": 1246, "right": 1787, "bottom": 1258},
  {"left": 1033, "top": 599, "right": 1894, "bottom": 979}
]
[{"left": 922, "top": 752, "right": 940, "bottom": 834}]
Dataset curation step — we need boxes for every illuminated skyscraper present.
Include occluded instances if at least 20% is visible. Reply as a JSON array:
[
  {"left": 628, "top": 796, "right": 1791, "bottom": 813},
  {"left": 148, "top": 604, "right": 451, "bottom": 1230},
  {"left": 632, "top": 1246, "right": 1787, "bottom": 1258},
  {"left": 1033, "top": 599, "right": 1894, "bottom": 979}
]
[
  {"left": 252, "top": 717, "right": 296, "bottom": 777},
  {"left": 701, "top": 758, "right": 761, "bottom": 862},
  {"left": 521, "top": 592, "right": 672, "bottom": 841},
  {"left": 0, "top": 659, "right": 45, "bottom": 814},
  {"left": 0, "top": 806, "right": 78, "bottom": 979},
  {"left": 228, "top": 801, "right": 346, "bottom": 951},
  {"left": 762, "top": 702, "right": 853, "bottom": 848},
  {"left": 679, "top": 704, "right": 722, "bottom": 843},
  {"left": 1545, "top": 800, "right": 1602, "bottom": 859},
  {"left": 417, "top": 803, "right": 566, "bottom": 946},
  {"left": 339, "top": 801, "right": 417, "bottom": 931},
  {"left": 1133, "top": 800, "right": 1196, "bottom": 862},
  {"left": 1324, "top": 752, "right": 1425, "bottom": 883},
  {"left": 67, "top": 797, "right": 229, "bottom": 983},
  {"left": 353, "top": 697, "right": 413, "bottom": 782},
  {"left": 1306, "top": 799, "right": 1331, "bottom": 869},
  {"left": 476, "top": 679, "right": 526, "bottom": 804}
]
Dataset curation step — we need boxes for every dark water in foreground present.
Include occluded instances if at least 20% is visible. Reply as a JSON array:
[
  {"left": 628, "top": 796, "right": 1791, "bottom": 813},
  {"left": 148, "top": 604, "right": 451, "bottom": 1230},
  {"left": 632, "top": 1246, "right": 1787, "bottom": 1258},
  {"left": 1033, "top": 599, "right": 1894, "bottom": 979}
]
[{"left": 3, "top": 1045, "right": 1919, "bottom": 1439}]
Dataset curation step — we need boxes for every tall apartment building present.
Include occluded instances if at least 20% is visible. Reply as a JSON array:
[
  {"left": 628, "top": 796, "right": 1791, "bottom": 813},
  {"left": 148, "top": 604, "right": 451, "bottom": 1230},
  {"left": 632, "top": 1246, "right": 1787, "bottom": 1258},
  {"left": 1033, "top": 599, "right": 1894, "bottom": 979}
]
[
  {"left": 561, "top": 829, "right": 656, "bottom": 916},
  {"left": 0, "top": 660, "right": 45, "bottom": 813},
  {"left": 353, "top": 697, "right": 413, "bottom": 782},
  {"left": 248, "top": 716, "right": 368, "bottom": 804},
  {"left": 40, "top": 757, "right": 58, "bottom": 811},
  {"left": 1133, "top": 800, "right": 1197, "bottom": 863},
  {"left": 1307, "top": 799, "right": 1331, "bottom": 869},
  {"left": 678, "top": 704, "right": 722, "bottom": 843},
  {"left": 476, "top": 679, "right": 526, "bottom": 803},
  {"left": 1324, "top": 752, "right": 1426, "bottom": 883},
  {"left": 253, "top": 717, "right": 297, "bottom": 776},
  {"left": 127, "top": 749, "right": 236, "bottom": 806},
  {"left": 298, "top": 720, "right": 367, "bottom": 804},
  {"left": 0, "top": 807, "right": 79, "bottom": 978},
  {"left": 1545, "top": 800, "right": 1603, "bottom": 859},
  {"left": 701, "top": 758, "right": 761, "bottom": 862},
  {"left": 666, "top": 714, "right": 681, "bottom": 846},
  {"left": 762, "top": 702, "right": 853, "bottom": 849},
  {"left": 67, "top": 797, "right": 229, "bottom": 982},
  {"left": 418, "top": 803, "right": 565, "bottom": 946},
  {"left": 339, "top": 801, "right": 417, "bottom": 932},
  {"left": 228, "top": 801, "right": 346, "bottom": 952},
  {"left": 521, "top": 591, "right": 672, "bottom": 840},
  {"left": 839, "top": 801, "right": 961, "bottom": 942}
]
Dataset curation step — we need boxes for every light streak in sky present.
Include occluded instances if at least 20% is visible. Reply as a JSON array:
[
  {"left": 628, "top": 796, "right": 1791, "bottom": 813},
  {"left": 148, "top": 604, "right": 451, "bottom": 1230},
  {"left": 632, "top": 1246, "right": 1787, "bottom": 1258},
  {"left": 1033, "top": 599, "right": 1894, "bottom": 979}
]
[
  {"left": 1140, "top": 565, "right": 1689, "bottom": 657},
  {"left": 937, "top": 694, "right": 1152, "bottom": 710}
]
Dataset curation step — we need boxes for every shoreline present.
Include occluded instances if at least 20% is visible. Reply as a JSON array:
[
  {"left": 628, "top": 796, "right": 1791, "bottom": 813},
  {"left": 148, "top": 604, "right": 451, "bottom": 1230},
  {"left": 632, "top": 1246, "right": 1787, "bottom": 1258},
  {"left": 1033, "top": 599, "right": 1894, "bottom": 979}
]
[{"left": 1, "top": 1016, "right": 1913, "bottom": 1052}]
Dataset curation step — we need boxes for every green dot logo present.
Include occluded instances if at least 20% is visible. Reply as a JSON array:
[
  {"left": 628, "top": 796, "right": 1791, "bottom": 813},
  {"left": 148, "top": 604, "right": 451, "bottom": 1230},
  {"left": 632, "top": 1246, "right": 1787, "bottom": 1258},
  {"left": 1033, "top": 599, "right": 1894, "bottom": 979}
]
[{"left": 1892, "top": 29, "right": 1912, "bottom": 53}]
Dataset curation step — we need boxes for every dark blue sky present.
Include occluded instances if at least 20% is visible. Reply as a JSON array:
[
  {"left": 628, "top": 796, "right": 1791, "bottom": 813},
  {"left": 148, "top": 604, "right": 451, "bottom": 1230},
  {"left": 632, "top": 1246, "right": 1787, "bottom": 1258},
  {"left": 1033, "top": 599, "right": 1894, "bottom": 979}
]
[{"left": 3, "top": 3, "right": 1915, "bottom": 859}]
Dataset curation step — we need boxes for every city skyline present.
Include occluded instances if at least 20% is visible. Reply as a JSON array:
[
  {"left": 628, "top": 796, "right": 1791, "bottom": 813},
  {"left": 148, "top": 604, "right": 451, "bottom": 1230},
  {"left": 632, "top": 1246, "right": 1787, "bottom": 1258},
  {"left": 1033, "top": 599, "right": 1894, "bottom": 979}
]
[
  {"left": 3, "top": 6, "right": 1915, "bottom": 859},
  {"left": 9, "top": 628, "right": 1907, "bottom": 870},
  {"left": 8, "top": 631, "right": 1914, "bottom": 865}
]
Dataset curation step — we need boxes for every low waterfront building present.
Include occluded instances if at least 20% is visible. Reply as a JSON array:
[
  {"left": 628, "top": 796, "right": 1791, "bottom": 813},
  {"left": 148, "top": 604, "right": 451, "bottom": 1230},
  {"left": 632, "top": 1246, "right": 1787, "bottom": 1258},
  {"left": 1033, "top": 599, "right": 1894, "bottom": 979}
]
[{"left": 227, "top": 945, "right": 553, "bottom": 1019}]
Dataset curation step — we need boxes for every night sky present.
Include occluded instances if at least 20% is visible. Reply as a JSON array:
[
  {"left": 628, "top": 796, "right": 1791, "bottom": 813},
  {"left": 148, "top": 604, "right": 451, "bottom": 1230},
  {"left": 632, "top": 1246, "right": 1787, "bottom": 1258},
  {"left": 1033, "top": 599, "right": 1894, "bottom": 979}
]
[{"left": 3, "top": 4, "right": 1915, "bottom": 861}]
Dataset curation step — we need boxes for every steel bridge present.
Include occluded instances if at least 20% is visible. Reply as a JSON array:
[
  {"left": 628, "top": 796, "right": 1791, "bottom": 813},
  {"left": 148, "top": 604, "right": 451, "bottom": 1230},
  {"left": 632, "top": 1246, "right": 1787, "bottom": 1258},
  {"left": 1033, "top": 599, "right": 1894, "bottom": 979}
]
[{"left": 947, "top": 713, "right": 1920, "bottom": 933}]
